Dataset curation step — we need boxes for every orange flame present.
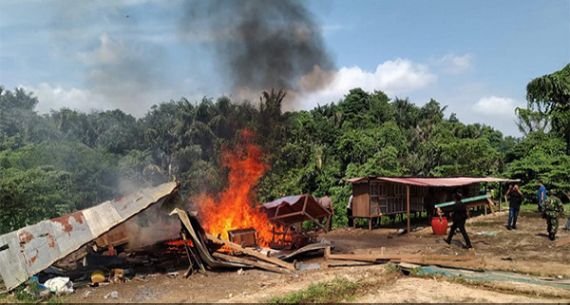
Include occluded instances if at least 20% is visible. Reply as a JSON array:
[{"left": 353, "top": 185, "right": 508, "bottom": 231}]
[
  {"left": 196, "top": 130, "right": 277, "bottom": 247},
  {"left": 164, "top": 239, "right": 194, "bottom": 247}
]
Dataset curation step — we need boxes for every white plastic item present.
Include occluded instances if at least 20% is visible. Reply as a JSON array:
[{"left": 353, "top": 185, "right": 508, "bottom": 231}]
[{"left": 44, "top": 277, "right": 74, "bottom": 295}]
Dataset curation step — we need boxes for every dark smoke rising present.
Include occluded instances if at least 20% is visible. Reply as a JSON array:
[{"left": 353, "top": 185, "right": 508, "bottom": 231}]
[{"left": 181, "top": 0, "right": 335, "bottom": 102}]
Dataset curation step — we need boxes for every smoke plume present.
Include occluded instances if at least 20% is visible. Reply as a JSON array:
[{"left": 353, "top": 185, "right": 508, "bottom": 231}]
[{"left": 181, "top": 0, "right": 335, "bottom": 104}]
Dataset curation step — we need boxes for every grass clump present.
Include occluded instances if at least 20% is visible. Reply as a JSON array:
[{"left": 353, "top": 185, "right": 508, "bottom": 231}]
[
  {"left": 384, "top": 262, "right": 401, "bottom": 274},
  {"left": 269, "top": 277, "right": 359, "bottom": 304}
]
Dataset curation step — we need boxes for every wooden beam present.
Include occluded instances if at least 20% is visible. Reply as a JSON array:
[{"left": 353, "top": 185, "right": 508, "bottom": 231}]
[
  {"left": 486, "top": 198, "right": 496, "bottom": 214},
  {"left": 181, "top": 230, "right": 206, "bottom": 273},
  {"left": 324, "top": 251, "right": 484, "bottom": 271},
  {"left": 406, "top": 185, "right": 411, "bottom": 233},
  {"left": 206, "top": 233, "right": 295, "bottom": 271},
  {"left": 212, "top": 253, "right": 290, "bottom": 274}
]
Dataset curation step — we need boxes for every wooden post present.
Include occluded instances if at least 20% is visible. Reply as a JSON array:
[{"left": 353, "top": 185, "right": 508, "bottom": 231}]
[
  {"left": 406, "top": 185, "right": 410, "bottom": 234},
  {"left": 498, "top": 183, "right": 502, "bottom": 212}
]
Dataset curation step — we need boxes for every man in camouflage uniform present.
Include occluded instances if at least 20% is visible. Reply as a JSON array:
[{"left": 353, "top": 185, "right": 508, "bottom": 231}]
[{"left": 543, "top": 196, "right": 564, "bottom": 240}]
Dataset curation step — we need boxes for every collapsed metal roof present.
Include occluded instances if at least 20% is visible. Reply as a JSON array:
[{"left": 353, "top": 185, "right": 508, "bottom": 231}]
[
  {"left": 262, "top": 194, "right": 331, "bottom": 228},
  {"left": 346, "top": 176, "right": 519, "bottom": 187},
  {"left": 0, "top": 182, "right": 179, "bottom": 292}
]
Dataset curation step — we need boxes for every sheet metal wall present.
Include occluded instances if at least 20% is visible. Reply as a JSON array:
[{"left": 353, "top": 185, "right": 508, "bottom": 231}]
[{"left": 0, "top": 182, "right": 178, "bottom": 292}]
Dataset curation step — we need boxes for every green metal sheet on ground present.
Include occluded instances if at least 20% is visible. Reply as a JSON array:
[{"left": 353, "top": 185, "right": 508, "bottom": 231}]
[
  {"left": 434, "top": 195, "right": 490, "bottom": 209},
  {"left": 416, "top": 265, "right": 570, "bottom": 290}
]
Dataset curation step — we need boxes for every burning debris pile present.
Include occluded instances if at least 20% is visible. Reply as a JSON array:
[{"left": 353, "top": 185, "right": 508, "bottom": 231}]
[
  {"left": 194, "top": 130, "right": 279, "bottom": 247},
  {"left": 0, "top": 134, "right": 333, "bottom": 298}
]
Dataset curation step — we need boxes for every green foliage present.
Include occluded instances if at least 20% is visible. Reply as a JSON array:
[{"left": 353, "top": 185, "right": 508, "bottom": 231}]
[
  {"left": 269, "top": 277, "right": 359, "bottom": 304},
  {"left": 1, "top": 64, "right": 569, "bottom": 234},
  {"left": 506, "top": 132, "right": 570, "bottom": 199},
  {"left": 0, "top": 166, "right": 76, "bottom": 234},
  {"left": 525, "top": 64, "right": 570, "bottom": 154}
]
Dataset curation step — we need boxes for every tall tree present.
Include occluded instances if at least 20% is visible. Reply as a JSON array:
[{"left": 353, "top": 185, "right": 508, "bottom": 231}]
[{"left": 526, "top": 64, "right": 570, "bottom": 153}]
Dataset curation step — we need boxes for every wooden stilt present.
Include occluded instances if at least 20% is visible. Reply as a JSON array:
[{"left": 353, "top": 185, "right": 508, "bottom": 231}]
[{"left": 406, "top": 185, "right": 411, "bottom": 233}]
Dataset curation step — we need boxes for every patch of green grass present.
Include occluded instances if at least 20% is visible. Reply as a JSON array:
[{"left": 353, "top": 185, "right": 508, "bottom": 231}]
[
  {"left": 269, "top": 277, "right": 359, "bottom": 304},
  {"left": 384, "top": 262, "right": 400, "bottom": 274}
]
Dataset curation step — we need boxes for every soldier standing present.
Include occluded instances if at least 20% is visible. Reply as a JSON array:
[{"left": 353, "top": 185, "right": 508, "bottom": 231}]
[{"left": 543, "top": 196, "right": 564, "bottom": 240}]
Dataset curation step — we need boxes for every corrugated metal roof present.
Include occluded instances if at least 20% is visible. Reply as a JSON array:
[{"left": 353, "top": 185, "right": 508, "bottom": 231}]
[
  {"left": 347, "top": 176, "right": 518, "bottom": 187},
  {"left": 262, "top": 195, "right": 306, "bottom": 209},
  {"left": 262, "top": 194, "right": 331, "bottom": 225},
  {"left": 0, "top": 182, "right": 179, "bottom": 292}
]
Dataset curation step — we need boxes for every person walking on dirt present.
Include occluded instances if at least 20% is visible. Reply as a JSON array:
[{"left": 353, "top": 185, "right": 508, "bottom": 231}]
[
  {"left": 537, "top": 181, "right": 548, "bottom": 212},
  {"left": 506, "top": 184, "right": 523, "bottom": 230},
  {"left": 347, "top": 194, "right": 354, "bottom": 227},
  {"left": 543, "top": 195, "right": 564, "bottom": 240},
  {"left": 444, "top": 191, "right": 473, "bottom": 249}
]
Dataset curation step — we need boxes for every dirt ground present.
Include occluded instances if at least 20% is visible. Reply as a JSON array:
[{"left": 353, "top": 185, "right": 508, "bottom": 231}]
[{"left": 63, "top": 210, "right": 570, "bottom": 303}]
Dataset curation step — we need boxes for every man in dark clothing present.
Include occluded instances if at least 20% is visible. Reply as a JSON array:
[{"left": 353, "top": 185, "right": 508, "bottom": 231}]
[
  {"left": 444, "top": 191, "right": 473, "bottom": 249},
  {"left": 506, "top": 184, "right": 523, "bottom": 230}
]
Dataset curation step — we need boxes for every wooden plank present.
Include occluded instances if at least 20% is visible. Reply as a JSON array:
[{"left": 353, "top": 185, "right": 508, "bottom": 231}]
[
  {"left": 486, "top": 198, "right": 496, "bottom": 214},
  {"left": 181, "top": 230, "right": 206, "bottom": 273},
  {"left": 324, "top": 250, "right": 483, "bottom": 270},
  {"left": 212, "top": 253, "right": 290, "bottom": 274},
  {"left": 406, "top": 185, "right": 411, "bottom": 234},
  {"left": 170, "top": 209, "right": 248, "bottom": 269},
  {"left": 206, "top": 233, "right": 295, "bottom": 271},
  {"left": 325, "top": 260, "right": 376, "bottom": 268}
]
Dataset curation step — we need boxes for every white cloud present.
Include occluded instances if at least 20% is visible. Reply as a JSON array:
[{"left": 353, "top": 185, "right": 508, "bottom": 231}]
[
  {"left": 21, "top": 83, "right": 113, "bottom": 114},
  {"left": 77, "top": 33, "right": 121, "bottom": 65},
  {"left": 435, "top": 53, "right": 473, "bottom": 75},
  {"left": 295, "top": 58, "right": 436, "bottom": 109},
  {"left": 21, "top": 82, "right": 209, "bottom": 117},
  {"left": 472, "top": 96, "right": 522, "bottom": 119}
]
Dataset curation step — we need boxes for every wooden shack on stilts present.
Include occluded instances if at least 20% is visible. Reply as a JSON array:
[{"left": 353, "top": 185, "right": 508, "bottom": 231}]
[{"left": 346, "top": 176, "right": 518, "bottom": 233}]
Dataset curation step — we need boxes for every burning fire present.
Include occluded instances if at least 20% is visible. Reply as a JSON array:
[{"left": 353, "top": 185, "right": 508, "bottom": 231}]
[
  {"left": 164, "top": 239, "right": 194, "bottom": 247},
  {"left": 196, "top": 130, "right": 278, "bottom": 247}
]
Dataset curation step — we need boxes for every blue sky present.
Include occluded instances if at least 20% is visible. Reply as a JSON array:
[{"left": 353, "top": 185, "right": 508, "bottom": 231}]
[{"left": 0, "top": 0, "right": 568, "bottom": 136}]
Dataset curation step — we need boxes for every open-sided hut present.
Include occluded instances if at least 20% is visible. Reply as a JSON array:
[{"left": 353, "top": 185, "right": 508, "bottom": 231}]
[{"left": 346, "top": 177, "right": 517, "bottom": 231}]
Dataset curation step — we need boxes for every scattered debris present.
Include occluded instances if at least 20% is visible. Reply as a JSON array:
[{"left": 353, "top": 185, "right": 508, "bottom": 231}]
[
  {"left": 90, "top": 270, "right": 105, "bottom": 285},
  {"left": 167, "top": 271, "right": 179, "bottom": 278},
  {"left": 475, "top": 231, "right": 498, "bottom": 237},
  {"left": 44, "top": 277, "right": 74, "bottom": 295},
  {"left": 0, "top": 182, "right": 180, "bottom": 292},
  {"left": 294, "top": 262, "right": 321, "bottom": 271},
  {"left": 104, "top": 290, "right": 119, "bottom": 299},
  {"left": 277, "top": 240, "right": 334, "bottom": 261}
]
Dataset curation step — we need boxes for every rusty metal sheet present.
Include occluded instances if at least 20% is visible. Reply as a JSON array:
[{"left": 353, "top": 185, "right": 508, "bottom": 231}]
[
  {"left": 262, "top": 194, "right": 331, "bottom": 226},
  {"left": 0, "top": 181, "right": 178, "bottom": 292},
  {"left": 347, "top": 176, "right": 519, "bottom": 187}
]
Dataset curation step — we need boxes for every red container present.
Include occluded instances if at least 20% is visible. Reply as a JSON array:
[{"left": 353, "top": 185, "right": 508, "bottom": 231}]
[{"left": 431, "top": 216, "right": 448, "bottom": 235}]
